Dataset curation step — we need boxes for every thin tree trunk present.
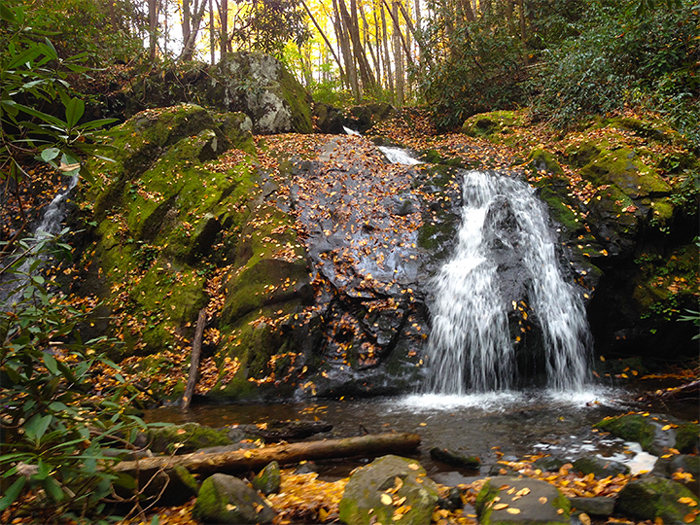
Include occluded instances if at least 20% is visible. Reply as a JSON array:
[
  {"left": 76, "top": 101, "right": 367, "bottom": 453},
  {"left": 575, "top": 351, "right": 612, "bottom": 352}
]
[
  {"left": 339, "top": 0, "right": 377, "bottom": 92},
  {"left": 217, "top": 0, "right": 228, "bottom": 55},
  {"left": 333, "top": 0, "right": 360, "bottom": 100},
  {"left": 518, "top": 0, "right": 528, "bottom": 66},
  {"left": 180, "top": 0, "right": 208, "bottom": 61},
  {"left": 301, "top": 0, "right": 346, "bottom": 81},
  {"left": 382, "top": 0, "right": 413, "bottom": 67},
  {"left": 380, "top": 3, "right": 394, "bottom": 94},
  {"left": 181, "top": 308, "right": 206, "bottom": 411},
  {"left": 209, "top": 0, "right": 215, "bottom": 64},
  {"left": 391, "top": 1, "right": 404, "bottom": 105},
  {"left": 359, "top": 2, "right": 381, "bottom": 85},
  {"left": 148, "top": 0, "right": 158, "bottom": 60}
]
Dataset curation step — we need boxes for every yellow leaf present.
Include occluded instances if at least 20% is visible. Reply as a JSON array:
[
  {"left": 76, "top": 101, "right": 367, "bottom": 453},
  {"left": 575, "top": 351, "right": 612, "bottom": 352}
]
[
  {"left": 684, "top": 513, "right": 696, "bottom": 523},
  {"left": 679, "top": 497, "right": 698, "bottom": 507},
  {"left": 662, "top": 425, "right": 672, "bottom": 431},
  {"left": 408, "top": 463, "right": 420, "bottom": 470},
  {"left": 579, "top": 512, "right": 591, "bottom": 525},
  {"left": 516, "top": 487, "right": 531, "bottom": 497},
  {"left": 506, "top": 508, "right": 521, "bottom": 515},
  {"left": 381, "top": 493, "right": 393, "bottom": 505},
  {"left": 493, "top": 503, "right": 509, "bottom": 510},
  {"left": 539, "top": 497, "right": 548, "bottom": 504}
]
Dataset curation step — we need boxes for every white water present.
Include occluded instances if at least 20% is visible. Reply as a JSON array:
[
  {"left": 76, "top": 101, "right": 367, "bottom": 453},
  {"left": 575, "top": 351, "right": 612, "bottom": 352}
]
[
  {"left": 424, "top": 170, "right": 591, "bottom": 394},
  {"left": 378, "top": 146, "right": 423, "bottom": 165},
  {"left": 1, "top": 175, "right": 78, "bottom": 305}
]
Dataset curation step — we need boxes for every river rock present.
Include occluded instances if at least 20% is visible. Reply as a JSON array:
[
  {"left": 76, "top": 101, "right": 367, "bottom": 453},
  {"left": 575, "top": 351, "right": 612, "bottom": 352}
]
[
  {"left": 572, "top": 457, "right": 630, "bottom": 477},
  {"left": 252, "top": 461, "right": 281, "bottom": 495},
  {"left": 475, "top": 476, "right": 570, "bottom": 525},
  {"left": 568, "top": 496, "right": 616, "bottom": 517},
  {"left": 616, "top": 476, "right": 700, "bottom": 524},
  {"left": 430, "top": 447, "right": 481, "bottom": 469},
  {"left": 193, "top": 473, "right": 276, "bottom": 524},
  {"left": 531, "top": 456, "right": 566, "bottom": 472},
  {"left": 339, "top": 455, "right": 439, "bottom": 525},
  {"left": 594, "top": 414, "right": 699, "bottom": 456},
  {"left": 651, "top": 454, "right": 700, "bottom": 485}
]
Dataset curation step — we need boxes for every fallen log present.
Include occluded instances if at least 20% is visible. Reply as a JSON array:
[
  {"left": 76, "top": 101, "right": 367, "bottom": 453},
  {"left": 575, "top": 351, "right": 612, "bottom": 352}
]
[
  {"left": 114, "top": 432, "right": 421, "bottom": 482},
  {"left": 181, "top": 308, "right": 207, "bottom": 411}
]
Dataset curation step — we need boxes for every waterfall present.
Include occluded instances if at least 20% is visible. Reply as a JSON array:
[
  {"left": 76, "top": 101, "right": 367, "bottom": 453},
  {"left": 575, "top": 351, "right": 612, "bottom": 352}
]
[
  {"left": 424, "top": 170, "right": 591, "bottom": 394},
  {"left": 378, "top": 146, "right": 423, "bottom": 166},
  {"left": 0, "top": 175, "right": 78, "bottom": 305}
]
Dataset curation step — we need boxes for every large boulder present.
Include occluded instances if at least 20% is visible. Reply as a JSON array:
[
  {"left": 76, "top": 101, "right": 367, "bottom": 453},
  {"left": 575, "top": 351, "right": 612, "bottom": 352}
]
[
  {"left": 339, "top": 455, "right": 439, "bottom": 525},
  {"left": 206, "top": 51, "right": 313, "bottom": 134},
  {"left": 594, "top": 414, "right": 699, "bottom": 455}
]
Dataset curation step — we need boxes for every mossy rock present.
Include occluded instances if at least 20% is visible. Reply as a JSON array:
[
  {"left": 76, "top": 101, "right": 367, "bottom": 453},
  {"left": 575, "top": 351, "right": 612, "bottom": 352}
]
[
  {"left": 527, "top": 148, "right": 565, "bottom": 176},
  {"left": 205, "top": 51, "right": 312, "bottom": 134},
  {"left": 564, "top": 141, "right": 603, "bottom": 169},
  {"left": 605, "top": 116, "right": 679, "bottom": 143},
  {"left": 476, "top": 476, "right": 570, "bottom": 525},
  {"left": 148, "top": 423, "right": 233, "bottom": 454},
  {"left": 339, "top": 455, "right": 439, "bottom": 525},
  {"left": 533, "top": 176, "right": 585, "bottom": 236},
  {"left": 193, "top": 473, "right": 275, "bottom": 524},
  {"left": 580, "top": 148, "right": 672, "bottom": 199},
  {"left": 617, "top": 476, "right": 700, "bottom": 524},
  {"left": 585, "top": 183, "right": 639, "bottom": 257},
  {"left": 461, "top": 110, "right": 522, "bottom": 138},
  {"left": 593, "top": 414, "right": 696, "bottom": 455},
  {"left": 252, "top": 461, "right": 281, "bottom": 495}
]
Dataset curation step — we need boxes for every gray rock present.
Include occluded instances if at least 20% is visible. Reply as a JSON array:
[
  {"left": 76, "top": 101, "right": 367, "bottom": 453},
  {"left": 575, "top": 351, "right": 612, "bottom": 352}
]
[
  {"left": 531, "top": 456, "right": 566, "bottom": 472},
  {"left": 430, "top": 447, "right": 481, "bottom": 469},
  {"left": 475, "top": 476, "right": 570, "bottom": 525},
  {"left": 193, "top": 473, "right": 275, "bottom": 524},
  {"left": 651, "top": 454, "right": 700, "bottom": 487},
  {"left": 206, "top": 51, "right": 312, "bottom": 134},
  {"left": 568, "top": 496, "right": 616, "bottom": 517},
  {"left": 339, "top": 455, "right": 439, "bottom": 525},
  {"left": 572, "top": 457, "right": 630, "bottom": 478},
  {"left": 617, "top": 476, "right": 700, "bottom": 524},
  {"left": 252, "top": 461, "right": 281, "bottom": 495}
]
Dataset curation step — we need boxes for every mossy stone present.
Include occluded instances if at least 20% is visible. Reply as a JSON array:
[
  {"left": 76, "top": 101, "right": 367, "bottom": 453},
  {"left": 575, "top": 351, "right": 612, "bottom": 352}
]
[
  {"left": 617, "top": 476, "right": 700, "bottom": 524},
  {"left": 580, "top": 148, "right": 671, "bottom": 199},
  {"left": 339, "top": 455, "right": 439, "bottom": 525},
  {"left": 148, "top": 423, "right": 233, "bottom": 454},
  {"left": 252, "top": 461, "right": 281, "bottom": 495},
  {"left": 193, "top": 473, "right": 275, "bottom": 524},
  {"left": 527, "top": 148, "right": 565, "bottom": 176},
  {"left": 476, "top": 476, "right": 570, "bottom": 525},
  {"left": 565, "top": 141, "right": 602, "bottom": 169},
  {"left": 461, "top": 110, "right": 521, "bottom": 138},
  {"left": 594, "top": 415, "right": 656, "bottom": 451}
]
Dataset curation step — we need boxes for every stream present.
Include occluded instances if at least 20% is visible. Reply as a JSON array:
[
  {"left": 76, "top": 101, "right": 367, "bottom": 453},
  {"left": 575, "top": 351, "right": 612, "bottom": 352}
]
[{"left": 144, "top": 384, "right": 696, "bottom": 485}]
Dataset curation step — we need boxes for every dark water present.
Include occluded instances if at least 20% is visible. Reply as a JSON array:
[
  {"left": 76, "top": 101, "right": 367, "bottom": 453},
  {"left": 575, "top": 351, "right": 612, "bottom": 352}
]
[{"left": 143, "top": 385, "right": 694, "bottom": 484}]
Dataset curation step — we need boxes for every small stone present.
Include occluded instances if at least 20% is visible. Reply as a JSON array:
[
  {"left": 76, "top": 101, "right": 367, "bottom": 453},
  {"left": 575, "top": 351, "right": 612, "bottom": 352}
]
[
  {"left": 193, "top": 473, "right": 275, "bottom": 524},
  {"left": 252, "top": 461, "right": 281, "bottom": 495}
]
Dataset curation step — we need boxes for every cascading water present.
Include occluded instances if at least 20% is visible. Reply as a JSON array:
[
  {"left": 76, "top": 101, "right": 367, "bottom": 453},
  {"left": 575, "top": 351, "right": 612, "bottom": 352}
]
[
  {"left": 424, "top": 170, "right": 591, "bottom": 394},
  {"left": 0, "top": 174, "right": 78, "bottom": 305}
]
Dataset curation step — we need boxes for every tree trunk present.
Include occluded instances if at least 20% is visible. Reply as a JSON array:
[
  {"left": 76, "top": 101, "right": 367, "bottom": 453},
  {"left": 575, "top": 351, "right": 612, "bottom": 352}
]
[
  {"left": 339, "top": 0, "right": 377, "bottom": 93},
  {"left": 218, "top": 0, "right": 229, "bottom": 54},
  {"left": 518, "top": 0, "right": 528, "bottom": 66},
  {"left": 380, "top": 3, "right": 394, "bottom": 94},
  {"left": 180, "top": 0, "right": 208, "bottom": 61},
  {"left": 114, "top": 432, "right": 422, "bottom": 481},
  {"left": 333, "top": 0, "right": 360, "bottom": 101},
  {"left": 301, "top": 0, "right": 346, "bottom": 81},
  {"left": 181, "top": 308, "right": 206, "bottom": 411},
  {"left": 391, "top": 1, "right": 404, "bottom": 104},
  {"left": 148, "top": 0, "right": 158, "bottom": 60}
]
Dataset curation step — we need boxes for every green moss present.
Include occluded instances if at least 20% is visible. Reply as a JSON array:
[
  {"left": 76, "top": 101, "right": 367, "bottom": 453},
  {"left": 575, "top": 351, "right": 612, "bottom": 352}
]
[
  {"left": 618, "top": 477, "right": 700, "bottom": 524},
  {"left": 580, "top": 148, "right": 672, "bottom": 198},
  {"left": 675, "top": 423, "right": 700, "bottom": 453},
  {"left": 148, "top": 423, "right": 233, "bottom": 454},
  {"left": 594, "top": 414, "right": 656, "bottom": 451},
  {"left": 527, "top": 148, "right": 565, "bottom": 176},
  {"left": 461, "top": 110, "right": 521, "bottom": 138},
  {"left": 564, "top": 141, "right": 603, "bottom": 169}
]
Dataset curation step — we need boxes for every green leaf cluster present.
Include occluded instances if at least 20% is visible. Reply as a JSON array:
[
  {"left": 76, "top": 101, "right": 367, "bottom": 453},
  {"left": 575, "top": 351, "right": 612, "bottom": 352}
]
[{"left": 0, "top": 231, "right": 154, "bottom": 523}]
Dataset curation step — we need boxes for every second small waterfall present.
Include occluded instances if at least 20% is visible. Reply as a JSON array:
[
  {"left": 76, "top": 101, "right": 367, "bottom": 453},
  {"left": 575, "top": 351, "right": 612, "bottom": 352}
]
[{"left": 424, "top": 170, "right": 591, "bottom": 394}]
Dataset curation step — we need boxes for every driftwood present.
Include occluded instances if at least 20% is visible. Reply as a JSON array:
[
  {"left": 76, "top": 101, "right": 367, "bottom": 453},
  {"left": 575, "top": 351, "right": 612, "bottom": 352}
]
[
  {"left": 114, "top": 432, "right": 421, "bottom": 483},
  {"left": 658, "top": 379, "right": 700, "bottom": 401},
  {"left": 181, "top": 308, "right": 207, "bottom": 411}
]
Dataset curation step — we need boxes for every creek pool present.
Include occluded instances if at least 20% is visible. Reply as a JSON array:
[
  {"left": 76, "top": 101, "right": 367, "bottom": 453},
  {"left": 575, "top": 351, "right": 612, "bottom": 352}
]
[{"left": 143, "top": 384, "right": 694, "bottom": 484}]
